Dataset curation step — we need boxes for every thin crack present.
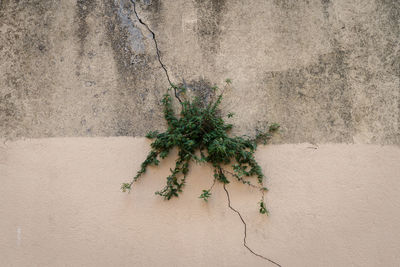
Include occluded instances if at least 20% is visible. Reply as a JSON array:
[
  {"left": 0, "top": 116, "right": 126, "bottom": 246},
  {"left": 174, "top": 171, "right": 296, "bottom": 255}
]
[
  {"left": 129, "top": 1, "right": 279, "bottom": 265},
  {"left": 223, "top": 184, "right": 281, "bottom": 267},
  {"left": 130, "top": 0, "right": 182, "bottom": 104}
]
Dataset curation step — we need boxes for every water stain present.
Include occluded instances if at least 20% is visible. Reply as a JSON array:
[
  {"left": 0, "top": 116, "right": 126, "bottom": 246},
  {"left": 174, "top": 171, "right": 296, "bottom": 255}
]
[
  {"left": 194, "top": 0, "right": 226, "bottom": 57},
  {"left": 321, "top": 0, "right": 330, "bottom": 20},
  {"left": 76, "top": 0, "right": 96, "bottom": 56},
  {"left": 179, "top": 78, "right": 216, "bottom": 107},
  {"left": 114, "top": 0, "right": 146, "bottom": 53},
  {"left": 141, "top": 0, "right": 162, "bottom": 28},
  {"left": 0, "top": 0, "right": 55, "bottom": 138},
  {"left": 0, "top": 93, "right": 23, "bottom": 137},
  {"left": 259, "top": 49, "right": 353, "bottom": 143},
  {"left": 103, "top": 0, "right": 166, "bottom": 136}
]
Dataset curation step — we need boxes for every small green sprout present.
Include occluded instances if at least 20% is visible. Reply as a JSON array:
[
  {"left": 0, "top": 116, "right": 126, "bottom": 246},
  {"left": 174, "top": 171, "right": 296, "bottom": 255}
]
[
  {"left": 121, "top": 183, "right": 131, "bottom": 192},
  {"left": 269, "top": 123, "right": 280, "bottom": 132},
  {"left": 199, "top": 190, "right": 212, "bottom": 202},
  {"left": 259, "top": 201, "right": 269, "bottom": 215}
]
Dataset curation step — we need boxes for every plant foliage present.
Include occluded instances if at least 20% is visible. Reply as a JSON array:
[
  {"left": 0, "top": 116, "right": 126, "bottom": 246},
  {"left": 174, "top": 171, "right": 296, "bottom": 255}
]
[{"left": 121, "top": 81, "right": 279, "bottom": 213}]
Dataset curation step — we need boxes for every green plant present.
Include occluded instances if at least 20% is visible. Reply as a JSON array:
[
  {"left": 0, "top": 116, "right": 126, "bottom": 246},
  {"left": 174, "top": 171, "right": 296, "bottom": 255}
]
[
  {"left": 121, "top": 81, "right": 279, "bottom": 213},
  {"left": 126, "top": 2, "right": 282, "bottom": 265}
]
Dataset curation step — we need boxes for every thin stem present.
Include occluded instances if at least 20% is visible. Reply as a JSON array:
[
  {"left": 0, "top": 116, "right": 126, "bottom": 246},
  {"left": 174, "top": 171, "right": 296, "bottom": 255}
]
[
  {"left": 223, "top": 184, "right": 281, "bottom": 267},
  {"left": 222, "top": 168, "right": 259, "bottom": 189},
  {"left": 209, "top": 178, "right": 216, "bottom": 191}
]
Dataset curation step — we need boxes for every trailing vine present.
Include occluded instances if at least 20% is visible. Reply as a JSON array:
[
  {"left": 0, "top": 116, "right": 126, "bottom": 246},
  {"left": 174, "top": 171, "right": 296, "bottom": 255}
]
[
  {"left": 121, "top": 81, "right": 279, "bottom": 212},
  {"left": 123, "top": 1, "right": 281, "bottom": 266}
]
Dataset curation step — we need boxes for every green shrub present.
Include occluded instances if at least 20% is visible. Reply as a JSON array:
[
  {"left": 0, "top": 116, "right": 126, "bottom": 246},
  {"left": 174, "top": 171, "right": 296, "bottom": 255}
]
[{"left": 122, "top": 81, "right": 279, "bottom": 213}]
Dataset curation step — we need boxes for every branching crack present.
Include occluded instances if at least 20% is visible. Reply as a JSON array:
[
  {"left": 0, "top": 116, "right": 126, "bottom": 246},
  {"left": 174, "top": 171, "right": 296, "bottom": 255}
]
[
  {"left": 223, "top": 184, "right": 281, "bottom": 267},
  {"left": 130, "top": 0, "right": 182, "bottom": 104}
]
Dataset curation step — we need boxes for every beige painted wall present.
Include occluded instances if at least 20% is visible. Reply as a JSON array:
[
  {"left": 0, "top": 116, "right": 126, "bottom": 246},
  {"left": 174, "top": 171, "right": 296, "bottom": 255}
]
[{"left": 1, "top": 138, "right": 399, "bottom": 266}]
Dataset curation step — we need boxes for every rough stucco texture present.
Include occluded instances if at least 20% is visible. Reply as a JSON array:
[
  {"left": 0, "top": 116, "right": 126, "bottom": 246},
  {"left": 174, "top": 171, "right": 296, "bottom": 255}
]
[
  {"left": 0, "top": 138, "right": 399, "bottom": 266},
  {"left": 0, "top": 0, "right": 399, "bottom": 144}
]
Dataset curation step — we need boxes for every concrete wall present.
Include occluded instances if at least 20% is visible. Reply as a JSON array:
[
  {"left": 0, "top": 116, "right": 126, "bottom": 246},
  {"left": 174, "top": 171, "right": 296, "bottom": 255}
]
[
  {"left": 0, "top": 0, "right": 398, "bottom": 143},
  {"left": 1, "top": 0, "right": 399, "bottom": 266}
]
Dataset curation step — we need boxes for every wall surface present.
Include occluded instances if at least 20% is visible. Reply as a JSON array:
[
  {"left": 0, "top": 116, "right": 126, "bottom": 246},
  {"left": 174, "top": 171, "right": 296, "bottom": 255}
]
[
  {"left": 1, "top": 0, "right": 399, "bottom": 266},
  {"left": 1, "top": 138, "right": 400, "bottom": 266},
  {"left": 0, "top": 0, "right": 399, "bottom": 143}
]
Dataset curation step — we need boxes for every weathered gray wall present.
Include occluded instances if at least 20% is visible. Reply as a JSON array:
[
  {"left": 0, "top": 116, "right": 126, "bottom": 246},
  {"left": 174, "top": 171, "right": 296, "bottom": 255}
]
[{"left": 1, "top": 0, "right": 399, "bottom": 143}]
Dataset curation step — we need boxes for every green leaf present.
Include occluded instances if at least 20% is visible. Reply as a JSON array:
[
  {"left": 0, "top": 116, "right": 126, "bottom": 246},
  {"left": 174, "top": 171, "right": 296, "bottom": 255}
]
[
  {"left": 199, "top": 189, "right": 212, "bottom": 202},
  {"left": 259, "top": 201, "right": 269, "bottom": 215},
  {"left": 121, "top": 183, "right": 131, "bottom": 192},
  {"left": 269, "top": 123, "right": 280, "bottom": 132},
  {"left": 146, "top": 131, "right": 159, "bottom": 139},
  {"left": 122, "top": 84, "right": 278, "bottom": 216}
]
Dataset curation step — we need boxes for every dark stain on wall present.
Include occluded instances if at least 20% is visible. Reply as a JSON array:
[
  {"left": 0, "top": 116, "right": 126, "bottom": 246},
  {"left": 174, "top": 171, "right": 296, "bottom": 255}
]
[
  {"left": 272, "top": 0, "right": 309, "bottom": 9},
  {"left": 376, "top": 0, "right": 400, "bottom": 78},
  {"left": 321, "top": 0, "right": 330, "bottom": 20},
  {"left": 260, "top": 49, "right": 354, "bottom": 143},
  {"left": 0, "top": 0, "right": 8, "bottom": 10},
  {"left": 141, "top": 0, "right": 163, "bottom": 28},
  {"left": 194, "top": 0, "right": 226, "bottom": 57},
  {"left": 103, "top": 0, "right": 166, "bottom": 136},
  {"left": 373, "top": 0, "right": 399, "bottom": 143},
  {"left": 104, "top": 1, "right": 149, "bottom": 85},
  {"left": 179, "top": 78, "right": 216, "bottom": 107},
  {"left": 0, "top": 93, "right": 23, "bottom": 137},
  {"left": 0, "top": 0, "right": 56, "bottom": 138},
  {"left": 0, "top": 0, "right": 398, "bottom": 144},
  {"left": 76, "top": 0, "right": 96, "bottom": 56}
]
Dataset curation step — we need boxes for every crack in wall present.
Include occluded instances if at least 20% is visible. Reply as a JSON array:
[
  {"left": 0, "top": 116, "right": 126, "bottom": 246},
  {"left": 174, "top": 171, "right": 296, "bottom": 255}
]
[
  {"left": 0, "top": 0, "right": 398, "bottom": 143},
  {"left": 223, "top": 183, "right": 282, "bottom": 267},
  {"left": 115, "top": 0, "right": 145, "bottom": 54},
  {"left": 128, "top": 2, "right": 281, "bottom": 264},
  {"left": 128, "top": 3, "right": 283, "bottom": 264},
  {"left": 130, "top": 0, "right": 182, "bottom": 103}
]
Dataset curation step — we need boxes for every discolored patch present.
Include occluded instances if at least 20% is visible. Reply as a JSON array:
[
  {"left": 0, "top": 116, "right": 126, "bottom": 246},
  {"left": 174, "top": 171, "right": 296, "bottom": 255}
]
[
  {"left": 179, "top": 78, "right": 216, "bottom": 107},
  {"left": 255, "top": 49, "right": 354, "bottom": 143},
  {"left": 0, "top": 0, "right": 398, "bottom": 144},
  {"left": 375, "top": 0, "right": 400, "bottom": 78},
  {"left": 194, "top": 0, "right": 226, "bottom": 59},
  {"left": 0, "top": 0, "right": 56, "bottom": 138},
  {"left": 321, "top": 0, "right": 330, "bottom": 20},
  {"left": 104, "top": 0, "right": 154, "bottom": 83},
  {"left": 0, "top": 93, "right": 23, "bottom": 137},
  {"left": 103, "top": 0, "right": 168, "bottom": 136},
  {"left": 272, "top": 0, "right": 301, "bottom": 9},
  {"left": 76, "top": 0, "right": 96, "bottom": 56},
  {"left": 141, "top": 0, "right": 163, "bottom": 28}
]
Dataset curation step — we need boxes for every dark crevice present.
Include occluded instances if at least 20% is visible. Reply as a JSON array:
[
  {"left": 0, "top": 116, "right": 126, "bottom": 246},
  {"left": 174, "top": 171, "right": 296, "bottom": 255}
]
[
  {"left": 223, "top": 184, "right": 281, "bottom": 267},
  {"left": 130, "top": 0, "right": 182, "bottom": 104}
]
